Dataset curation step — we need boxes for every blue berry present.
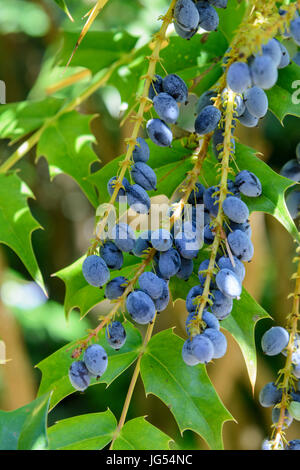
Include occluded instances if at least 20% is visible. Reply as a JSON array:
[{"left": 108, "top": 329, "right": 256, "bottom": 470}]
[
  {"left": 84, "top": 344, "right": 108, "bottom": 377},
  {"left": 127, "top": 184, "right": 151, "bottom": 214},
  {"left": 261, "top": 326, "right": 289, "bottom": 356},
  {"left": 151, "top": 229, "right": 173, "bottom": 252},
  {"left": 132, "top": 230, "right": 152, "bottom": 257},
  {"left": 146, "top": 118, "right": 173, "bottom": 147},
  {"left": 204, "top": 185, "right": 219, "bottom": 216},
  {"left": 174, "top": 21, "right": 198, "bottom": 39},
  {"left": 218, "top": 256, "right": 245, "bottom": 283},
  {"left": 211, "top": 289, "right": 233, "bottom": 319},
  {"left": 196, "top": 90, "right": 217, "bottom": 114},
  {"left": 126, "top": 290, "right": 156, "bottom": 324},
  {"left": 153, "top": 92, "right": 179, "bottom": 124},
  {"left": 131, "top": 162, "right": 157, "bottom": 191},
  {"left": 176, "top": 256, "right": 194, "bottom": 280},
  {"left": 191, "top": 334, "right": 214, "bottom": 363},
  {"left": 286, "top": 190, "right": 300, "bottom": 219},
  {"left": 203, "top": 310, "right": 220, "bottom": 330},
  {"left": 182, "top": 338, "right": 200, "bottom": 366},
  {"left": 139, "top": 272, "right": 165, "bottom": 299},
  {"left": 132, "top": 137, "right": 150, "bottom": 163},
  {"left": 107, "top": 176, "right": 129, "bottom": 200},
  {"left": 293, "top": 51, "right": 300, "bottom": 66},
  {"left": 222, "top": 196, "right": 249, "bottom": 224},
  {"left": 196, "top": 2, "right": 219, "bottom": 32},
  {"left": 111, "top": 223, "right": 136, "bottom": 253},
  {"left": 174, "top": 0, "right": 200, "bottom": 34},
  {"left": 280, "top": 159, "right": 300, "bottom": 182},
  {"left": 100, "top": 241, "right": 123, "bottom": 270},
  {"left": 186, "top": 285, "right": 203, "bottom": 312},
  {"left": 250, "top": 55, "right": 278, "bottom": 89},
  {"left": 290, "top": 17, "right": 300, "bottom": 46},
  {"left": 162, "top": 74, "right": 188, "bottom": 103},
  {"left": 148, "top": 75, "right": 163, "bottom": 100},
  {"left": 244, "top": 86, "right": 268, "bottom": 118},
  {"left": 106, "top": 321, "right": 126, "bottom": 350},
  {"left": 278, "top": 42, "right": 290, "bottom": 69},
  {"left": 203, "top": 328, "right": 227, "bottom": 358},
  {"left": 238, "top": 108, "right": 259, "bottom": 128},
  {"left": 235, "top": 170, "right": 262, "bottom": 197},
  {"left": 158, "top": 248, "right": 181, "bottom": 279},
  {"left": 228, "top": 220, "right": 252, "bottom": 238},
  {"left": 216, "top": 268, "right": 242, "bottom": 299},
  {"left": 226, "top": 62, "right": 252, "bottom": 93},
  {"left": 204, "top": 224, "right": 215, "bottom": 245},
  {"left": 153, "top": 280, "right": 170, "bottom": 312},
  {"left": 174, "top": 223, "right": 201, "bottom": 259},
  {"left": 260, "top": 39, "right": 282, "bottom": 67},
  {"left": 188, "top": 182, "right": 205, "bottom": 204},
  {"left": 105, "top": 276, "right": 128, "bottom": 300},
  {"left": 259, "top": 382, "right": 282, "bottom": 407},
  {"left": 227, "top": 229, "right": 254, "bottom": 261},
  {"left": 69, "top": 360, "right": 91, "bottom": 391},
  {"left": 287, "top": 440, "right": 300, "bottom": 450},
  {"left": 195, "top": 105, "right": 221, "bottom": 135},
  {"left": 82, "top": 255, "right": 110, "bottom": 287}
]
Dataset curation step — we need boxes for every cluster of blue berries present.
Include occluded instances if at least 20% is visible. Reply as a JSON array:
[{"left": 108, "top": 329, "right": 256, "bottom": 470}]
[
  {"left": 281, "top": 142, "right": 300, "bottom": 220},
  {"left": 259, "top": 326, "right": 300, "bottom": 450},
  {"left": 182, "top": 170, "right": 262, "bottom": 366},
  {"left": 146, "top": 73, "right": 188, "bottom": 147},
  {"left": 173, "top": 0, "right": 227, "bottom": 39},
  {"left": 68, "top": 321, "right": 126, "bottom": 392}
]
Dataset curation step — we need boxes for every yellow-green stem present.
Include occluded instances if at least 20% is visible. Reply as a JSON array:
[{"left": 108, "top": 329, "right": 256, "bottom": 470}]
[{"left": 271, "top": 248, "right": 300, "bottom": 449}]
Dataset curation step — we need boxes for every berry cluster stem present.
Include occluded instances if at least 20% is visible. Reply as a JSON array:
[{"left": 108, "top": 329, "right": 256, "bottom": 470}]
[
  {"left": 195, "top": 89, "right": 236, "bottom": 326},
  {"left": 271, "top": 246, "right": 300, "bottom": 449}
]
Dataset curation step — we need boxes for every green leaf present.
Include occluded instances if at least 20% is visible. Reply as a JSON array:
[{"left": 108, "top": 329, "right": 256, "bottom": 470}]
[
  {"left": 0, "top": 173, "right": 45, "bottom": 293},
  {"left": 36, "top": 322, "right": 142, "bottom": 410},
  {"left": 267, "top": 63, "right": 300, "bottom": 122},
  {"left": 0, "top": 97, "right": 63, "bottom": 141},
  {"left": 53, "top": 0, "right": 73, "bottom": 21},
  {"left": 112, "top": 417, "right": 172, "bottom": 450},
  {"left": 55, "top": 255, "right": 140, "bottom": 319},
  {"left": 221, "top": 289, "right": 270, "bottom": 389},
  {"left": 48, "top": 409, "right": 117, "bottom": 450},
  {"left": 58, "top": 31, "right": 139, "bottom": 75},
  {"left": 217, "top": 0, "right": 247, "bottom": 42},
  {"left": 234, "top": 143, "right": 300, "bottom": 244},
  {"left": 0, "top": 392, "right": 51, "bottom": 450},
  {"left": 37, "top": 111, "right": 99, "bottom": 207},
  {"left": 289, "top": 401, "right": 300, "bottom": 421},
  {"left": 140, "top": 329, "right": 233, "bottom": 450}
]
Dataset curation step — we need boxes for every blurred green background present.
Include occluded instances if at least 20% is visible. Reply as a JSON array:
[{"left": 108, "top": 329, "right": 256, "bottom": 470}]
[{"left": 0, "top": 0, "right": 299, "bottom": 450}]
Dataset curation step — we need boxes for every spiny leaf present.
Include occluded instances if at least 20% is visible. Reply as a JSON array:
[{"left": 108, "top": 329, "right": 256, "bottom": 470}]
[
  {"left": 140, "top": 329, "right": 233, "bottom": 450},
  {"left": 0, "top": 393, "right": 51, "bottom": 450},
  {"left": 53, "top": 0, "right": 74, "bottom": 22},
  {"left": 36, "top": 111, "right": 99, "bottom": 207},
  {"left": 0, "top": 173, "right": 45, "bottom": 293},
  {"left": 36, "top": 322, "right": 142, "bottom": 410},
  {"left": 112, "top": 417, "right": 173, "bottom": 450},
  {"left": 48, "top": 409, "right": 117, "bottom": 450}
]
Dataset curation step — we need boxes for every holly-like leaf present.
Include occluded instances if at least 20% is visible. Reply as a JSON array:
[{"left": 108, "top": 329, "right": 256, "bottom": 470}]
[
  {"left": 37, "top": 111, "right": 99, "bottom": 207},
  {"left": 55, "top": 255, "right": 140, "bottom": 319},
  {"left": 112, "top": 417, "right": 173, "bottom": 450},
  {"left": 140, "top": 329, "right": 233, "bottom": 450},
  {"left": 0, "top": 173, "right": 45, "bottom": 293},
  {"left": 0, "top": 393, "right": 51, "bottom": 450},
  {"left": 0, "top": 97, "right": 63, "bottom": 141},
  {"left": 48, "top": 409, "right": 117, "bottom": 450},
  {"left": 267, "top": 63, "right": 300, "bottom": 123},
  {"left": 57, "top": 31, "right": 139, "bottom": 75},
  {"left": 217, "top": 0, "right": 247, "bottom": 42},
  {"left": 36, "top": 322, "right": 142, "bottom": 410},
  {"left": 289, "top": 401, "right": 300, "bottom": 421}
]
